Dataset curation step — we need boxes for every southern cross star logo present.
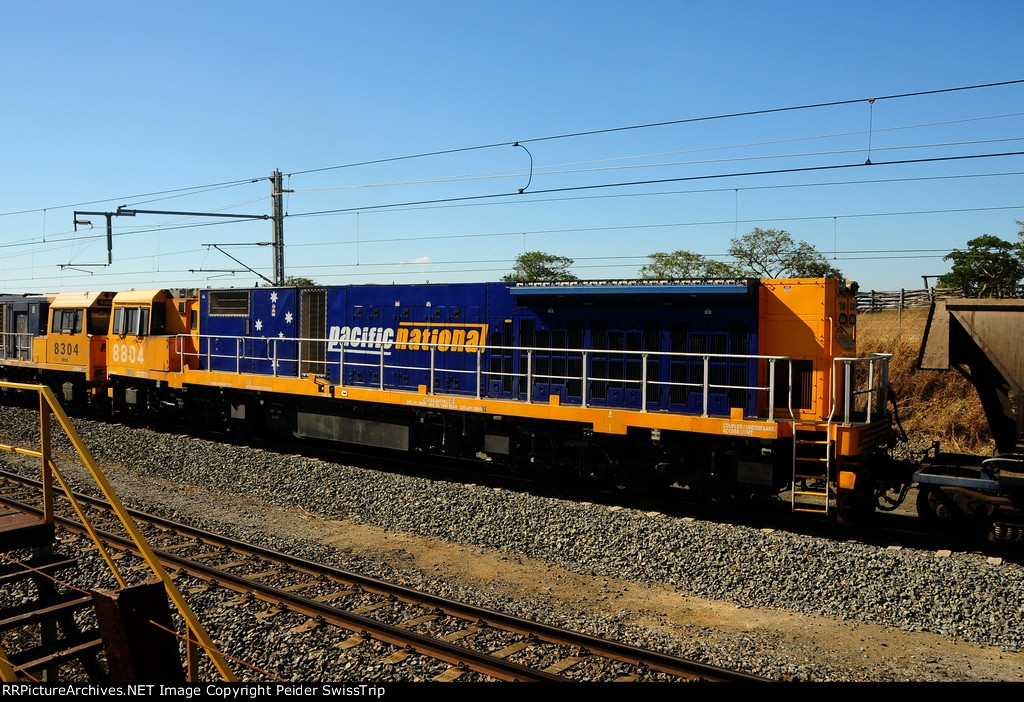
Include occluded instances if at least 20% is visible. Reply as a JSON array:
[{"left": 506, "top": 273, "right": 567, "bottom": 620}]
[
  {"left": 255, "top": 319, "right": 263, "bottom": 332},
  {"left": 270, "top": 291, "right": 279, "bottom": 303},
  {"left": 284, "top": 311, "right": 293, "bottom": 324}
]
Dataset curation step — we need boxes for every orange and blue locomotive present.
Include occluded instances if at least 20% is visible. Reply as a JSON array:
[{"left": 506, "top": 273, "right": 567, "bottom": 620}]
[{"left": 0, "top": 278, "right": 904, "bottom": 521}]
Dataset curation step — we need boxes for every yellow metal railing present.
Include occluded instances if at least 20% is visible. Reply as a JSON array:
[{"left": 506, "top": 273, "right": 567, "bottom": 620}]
[
  {"left": 0, "top": 381, "right": 235, "bottom": 682},
  {"left": 0, "top": 645, "right": 17, "bottom": 681}
]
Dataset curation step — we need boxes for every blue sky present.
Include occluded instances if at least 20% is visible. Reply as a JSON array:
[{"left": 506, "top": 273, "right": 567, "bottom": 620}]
[{"left": 1, "top": 1, "right": 1022, "bottom": 293}]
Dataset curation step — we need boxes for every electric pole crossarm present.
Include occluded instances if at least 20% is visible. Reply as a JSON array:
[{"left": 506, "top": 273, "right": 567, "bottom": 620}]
[
  {"left": 73, "top": 209, "right": 135, "bottom": 265},
  {"left": 71, "top": 170, "right": 286, "bottom": 279},
  {"left": 115, "top": 207, "right": 269, "bottom": 220}
]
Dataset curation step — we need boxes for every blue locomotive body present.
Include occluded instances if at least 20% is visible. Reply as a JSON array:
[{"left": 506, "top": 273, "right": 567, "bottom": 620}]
[{"left": 199, "top": 280, "right": 761, "bottom": 417}]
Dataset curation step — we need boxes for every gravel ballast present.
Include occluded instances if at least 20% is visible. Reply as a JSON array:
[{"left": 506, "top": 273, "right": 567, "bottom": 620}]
[{"left": 1, "top": 405, "right": 1023, "bottom": 682}]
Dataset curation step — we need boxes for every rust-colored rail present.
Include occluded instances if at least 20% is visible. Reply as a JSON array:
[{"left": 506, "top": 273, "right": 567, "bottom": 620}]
[{"left": 0, "top": 472, "right": 766, "bottom": 682}]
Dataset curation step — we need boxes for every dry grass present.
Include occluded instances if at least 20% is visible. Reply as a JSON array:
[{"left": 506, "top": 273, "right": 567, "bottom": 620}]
[{"left": 857, "top": 308, "right": 994, "bottom": 455}]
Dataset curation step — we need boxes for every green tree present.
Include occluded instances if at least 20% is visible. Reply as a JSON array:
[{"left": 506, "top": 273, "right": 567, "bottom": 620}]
[
  {"left": 638, "top": 250, "right": 742, "bottom": 278},
  {"left": 727, "top": 228, "right": 843, "bottom": 279},
  {"left": 284, "top": 276, "right": 317, "bottom": 286},
  {"left": 938, "top": 231, "right": 1024, "bottom": 298},
  {"left": 503, "top": 251, "right": 578, "bottom": 282}
]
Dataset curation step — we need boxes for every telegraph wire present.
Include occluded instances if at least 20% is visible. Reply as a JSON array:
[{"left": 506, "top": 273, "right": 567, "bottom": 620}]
[{"left": 4, "top": 238, "right": 1017, "bottom": 290}]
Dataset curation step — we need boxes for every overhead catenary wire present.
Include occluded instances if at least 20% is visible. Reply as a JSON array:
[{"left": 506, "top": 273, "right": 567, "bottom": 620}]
[
  {"left": 6, "top": 202, "right": 1021, "bottom": 288},
  {"left": 288, "top": 150, "right": 1024, "bottom": 218},
  {"left": 7, "top": 154, "right": 1022, "bottom": 260},
  {"left": 9, "top": 198, "right": 1022, "bottom": 265},
  {"left": 0, "top": 247, "right": 987, "bottom": 290},
  {"left": 294, "top": 169, "right": 1024, "bottom": 217},
  {"left": 285, "top": 135, "right": 1024, "bottom": 194},
  {"left": 5, "top": 167, "right": 1024, "bottom": 258},
  {"left": 283, "top": 79, "right": 1024, "bottom": 178},
  {"left": 0, "top": 176, "right": 269, "bottom": 219},
  {"left": 1, "top": 78, "right": 1021, "bottom": 288},
  {"left": 4, "top": 79, "right": 1020, "bottom": 222}
]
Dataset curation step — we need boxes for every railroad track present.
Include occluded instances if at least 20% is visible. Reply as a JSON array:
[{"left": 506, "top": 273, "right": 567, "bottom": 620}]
[
  {"left": 4, "top": 403, "right": 996, "bottom": 555},
  {"left": 0, "top": 472, "right": 767, "bottom": 682}
]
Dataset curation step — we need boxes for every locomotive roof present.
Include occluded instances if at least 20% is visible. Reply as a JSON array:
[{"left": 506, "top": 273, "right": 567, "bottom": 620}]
[
  {"left": 49, "top": 291, "right": 115, "bottom": 308},
  {"left": 511, "top": 278, "right": 759, "bottom": 297},
  {"left": 113, "top": 289, "right": 188, "bottom": 305}
]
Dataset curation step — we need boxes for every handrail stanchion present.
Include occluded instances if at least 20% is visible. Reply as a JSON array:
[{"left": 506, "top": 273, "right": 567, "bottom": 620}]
[
  {"left": 866, "top": 357, "right": 875, "bottom": 423},
  {"left": 581, "top": 351, "right": 588, "bottom": 408},
  {"left": 843, "top": 360, "right": 853, "bottom": 425},
  {"left": 641, "top": 353, "right": 648, "bottom": 412},
  {"left": 430, "top": 345, "right": 436, "bottom": 394},
  {"left": 526, "top": 350, "right": 533, "bottom": 403},
  {"left": 879, "top": 353, "right": 891, "bottom": 416},
  {"left": 39, "top": 393, "right": 53, "bottom": 525},
  {"left": 702, "top": 355, "right": 710, "bottom": 417},
  {"left": 476, "top": 347, "right": 482, "bottom": 399}
]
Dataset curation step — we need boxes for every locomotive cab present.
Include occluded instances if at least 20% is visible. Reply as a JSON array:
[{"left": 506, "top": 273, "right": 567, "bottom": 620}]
[
  {"left": 107, "top": 289, "right": 199, "bottom": 414},
  {"left": 108, "top": 289, "right": 197, "bottom": 374},
  {"left": 33, "top": 291, "right": 114, "bottom": 405},
  {"left": 758, "top": 278, "right": 894, "bottom": 520},
  {"left": 759, "top": 278, "right": 861, "bottom": 420}
]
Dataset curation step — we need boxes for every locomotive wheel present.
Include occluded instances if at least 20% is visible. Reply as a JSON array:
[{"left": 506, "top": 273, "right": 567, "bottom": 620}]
[{"left": 916, "top": 487, "right": 974, "bottom": 538}]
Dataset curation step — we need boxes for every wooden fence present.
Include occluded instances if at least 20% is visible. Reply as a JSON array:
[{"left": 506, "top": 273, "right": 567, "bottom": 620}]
[
  {"left": 856, "top": 288, "right": 939, "bottom": 312},
  {"left": 856, "top": 286, "right": 1024, "bottom": 311}
]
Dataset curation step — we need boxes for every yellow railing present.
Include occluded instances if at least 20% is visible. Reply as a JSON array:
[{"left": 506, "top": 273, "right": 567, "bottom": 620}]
[{"left": 0, "top": 382, "right": 235, "bottom": 682}]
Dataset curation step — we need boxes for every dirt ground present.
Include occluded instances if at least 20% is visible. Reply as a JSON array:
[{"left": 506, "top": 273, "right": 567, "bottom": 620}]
[
  {"left": 256, "top": 500, "right": 1024, "bottom": 683},
  {"left": 14, "top": 443, "right": 1024, "bottom": 683}
]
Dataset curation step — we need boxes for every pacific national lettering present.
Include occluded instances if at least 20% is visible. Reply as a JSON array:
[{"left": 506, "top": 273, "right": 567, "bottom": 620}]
[{"left": 327, "top": 323, "right": 487, "bottom": 354}]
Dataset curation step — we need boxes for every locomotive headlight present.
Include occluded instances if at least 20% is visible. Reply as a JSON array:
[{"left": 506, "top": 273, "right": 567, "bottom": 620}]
[
  {"left": 849, "top": 314, "right": 856, "bottom": 326},
  {"left": 839, "top": 313, "right": 848, "bottom": 325}
]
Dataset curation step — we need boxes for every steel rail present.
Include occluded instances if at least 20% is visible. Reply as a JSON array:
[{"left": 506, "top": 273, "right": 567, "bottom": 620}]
[
  {"left": 0, "top": 492, "right": 559, "bottom": 682},
  {"left": 0, "top": 472, "right": 766, "bottom": 682}
]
